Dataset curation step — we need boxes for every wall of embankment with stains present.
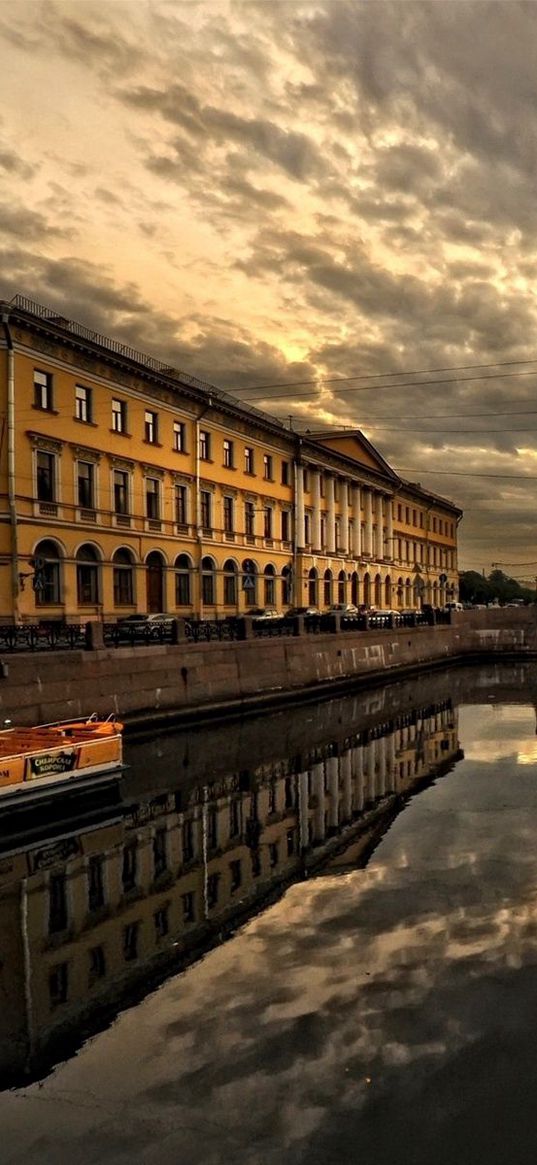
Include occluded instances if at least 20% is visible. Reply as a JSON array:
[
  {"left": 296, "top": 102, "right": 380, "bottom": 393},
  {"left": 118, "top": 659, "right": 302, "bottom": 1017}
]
[{"left": 2, "top": 608, "right": 536, "bottom": 728}]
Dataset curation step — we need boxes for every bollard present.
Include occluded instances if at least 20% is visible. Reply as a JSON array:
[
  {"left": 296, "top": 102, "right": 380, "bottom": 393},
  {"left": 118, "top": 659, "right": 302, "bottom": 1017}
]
[
  {"left": 236, "top": 616, "right": 254, "bottom": 640},
  {"left": 85, "top": 621, "right": 104, "bottom": 650},
  {"left": 388, "top": 612, "right": 396, "bottom": 629},
  {"left": 291, "top": 615, "right": 304, "bottom": 637},
  {"left": 326, "top": 613, "right": 341, "bottom": 634},
  {"left": 171, "top": 618, "right": 187, "bottom": 644}
]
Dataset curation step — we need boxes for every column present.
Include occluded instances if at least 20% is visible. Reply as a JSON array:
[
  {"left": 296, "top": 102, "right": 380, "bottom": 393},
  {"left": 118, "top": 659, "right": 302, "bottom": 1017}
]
[
  {"left": 312, "top": 761, "right": 325, "bottom": 841},
  {"left": 327, "top": 756, "right": 339, "bottom": 828},
  {"left": 326, "top": 476, "right": 336, "bottom": 555},
  {"left": 352, "top": 486, "right": 362, "bottom": 557},
  {"left": 298, "top": 770, "right": 309, "bottom": 852},
  {"left": 364, "top": 489, "right": 373, "bottom": 556},
  {"left": 296, "top": 464, "right": 305, "bottom": 549},
  {"left": 340, "top": 481, "right": 349, "bottom": 555},
  {"left": 386, "top": 496, "right": 393, "bottom": 559},
  {"left": 354, "top": 745, "right": 365, "bottom": 811},
  {"left": 367, "top": 739, "right": 377, "bottom": 801},
  {"left": 312, "top": 470, "right": 322, "bottom": 550},
  {"left": 341, "top": 751, "right": 352, "bottom": 821},
  {"left": 375, "top": 494, "right": 384, "bottom": 559},
  {"left": 378, "top": 736, "right": 387, "bottom": 796}
]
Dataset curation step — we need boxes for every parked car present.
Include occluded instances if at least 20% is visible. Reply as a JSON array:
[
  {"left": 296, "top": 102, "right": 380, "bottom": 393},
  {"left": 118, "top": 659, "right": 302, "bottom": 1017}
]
[
  {"left": 249, "top": 607, "right": 283, "bottom": 621},
  {"left": 326, "top": 603, "right": 359, "bottom": 616},
  {"left": 116, "top": 613, "right": 175, "bottom": 639},
  {"left": 285, "top": 606, "right": 321, "bottom": 617}
]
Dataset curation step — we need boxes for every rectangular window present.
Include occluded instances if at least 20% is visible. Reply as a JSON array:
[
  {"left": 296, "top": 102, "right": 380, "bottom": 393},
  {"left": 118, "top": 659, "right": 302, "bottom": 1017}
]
[
  {"left": 153, "top": 828, "right": 167, "bottom": 880},
  {"left": 88, "top": 945, "right": 106, "bottom": 984},
  {"left": 175, "top": 484, "right": 187, "bottom": 526},
  {"left": 144, "top": 410, "right": 158, "bottom": 444},
  {"left": 75, "top": 384, "right": 92, "bottom": 422},
  {"left": 49, "top": 873, "right": 67, "bottom": 934},
  {"left": 281, "top": 460, "right": 289, "bottom": 486},
  {"left": 122, "top": 843, "right": 137, "bottom": 893},
  {"left": 199, "top": 430, "right": 210, "bottom": 460},
  {"left": 281, "top": 511, "right": 290, "bottom": 541},
  {"left": 154, "top": 907, "right": 169, "bottom": 940},
  {"left": 113, "top": 470, "right": 129, "bottom": 515},
  {"left": 173, "top": 421, "right": 186, "bottom": 452},
  {"left": 269, "top": 842, "right": 279, "bottom": 868},
  {"left": 223, "top": 496, "right": 234, "bottom": 534},
  {"left": 263, "top": 454, "right": 273, "bottom": 481},
  {"left": 245, "top": 501, "right": 255, "bottom": 537},
  {"left": 244, "top": 447, "right": 254, "bottom": 474},
  {"left": 304, "top": 513, "right": 310, "bottom": 544},
  {"left": 112, "top": 398, "right": 127, "bottom": 433},
  {"left": 113, "top": 559, "right": 133, "bottom": 606},
  {"left": 36, "top": 451, "right": 55, "bottom": 502},
  {"left": 287, "top": 829, "right": 296, "bottom": 857},
  {"left": 146, "top": 477, "right": 160, "bottom": 520},
  {"left": 87, "top": 855, "right": 105, "bottom": 912},
  {"left": 49, "top": 962, "right": 68, "bottom": 1007},
  {"left": 123, "top": 922, "right": 139, "bottom": 962},
  {"left": 200, "top": 490, "right": 211, "bottom": 532},
  {"left": 264, "top": 506, "right": 272, "bottom": 539},
  {"left": 77, "top": 461, "right": 95, "bottom": 509},
  {"left": 182, "top": 891, "right": 195, "bottom": 923},
  {"left": 223, "top": 438, "right": 234, "bottom": 468},
  {"left": 34, "top": 369, "right": 53, "bottom": 410}
]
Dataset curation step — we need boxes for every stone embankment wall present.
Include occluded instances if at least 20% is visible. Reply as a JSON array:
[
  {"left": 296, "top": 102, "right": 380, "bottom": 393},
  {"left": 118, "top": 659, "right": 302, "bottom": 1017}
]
[{"left": 2, "top": 608, "right": 536, "bottom": 728}]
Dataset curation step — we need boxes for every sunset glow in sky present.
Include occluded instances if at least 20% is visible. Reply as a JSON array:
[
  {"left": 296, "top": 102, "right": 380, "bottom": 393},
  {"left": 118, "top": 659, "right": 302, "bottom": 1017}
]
[{"left": 3, "top": 1, "right": 537, "bottom": 572}]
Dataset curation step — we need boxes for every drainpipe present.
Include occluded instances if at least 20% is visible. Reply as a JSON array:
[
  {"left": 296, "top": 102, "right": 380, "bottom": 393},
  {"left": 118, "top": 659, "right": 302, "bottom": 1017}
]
[
  {"left": 195, "top": 399, "right": 212, "bottom": 619},
  {"left": 292, "top": 436, "right": 302, "bottom": 608},
  {"left": 1, "top": 313, "right": 19, "bottom": 623}
]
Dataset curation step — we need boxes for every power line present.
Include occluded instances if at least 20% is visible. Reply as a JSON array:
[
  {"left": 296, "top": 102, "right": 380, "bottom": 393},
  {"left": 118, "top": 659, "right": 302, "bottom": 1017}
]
[
  {"left": 398, "top": 468, "right": 537, "bottom": 480},
  {"left": 241, "top": 367, "right": 537, "bottom": 403},
  {"left": 231, "top": 353, "right": 537, "bottom": 395}
]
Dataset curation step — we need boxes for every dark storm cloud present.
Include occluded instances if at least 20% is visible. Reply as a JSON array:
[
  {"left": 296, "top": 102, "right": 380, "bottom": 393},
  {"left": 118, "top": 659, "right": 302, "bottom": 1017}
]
[
  {"left": 0, "top": 149, "right": 36, "bottom": 179},
  {"left": 0, "top": 202, "right": 72, "bottom": 242},
  {"left": 122, "top": 83, "right": 328, "bottom": 181}
]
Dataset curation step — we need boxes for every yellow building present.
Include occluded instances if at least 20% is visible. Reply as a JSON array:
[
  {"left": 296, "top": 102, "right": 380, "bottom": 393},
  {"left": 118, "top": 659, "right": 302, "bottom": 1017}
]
[{"left": 0, "top": 296, "right": 461, "bottom": 623}]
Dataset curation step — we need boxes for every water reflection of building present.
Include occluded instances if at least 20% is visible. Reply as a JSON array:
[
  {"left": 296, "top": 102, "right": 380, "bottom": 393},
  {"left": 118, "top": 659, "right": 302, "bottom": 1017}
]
[{"left": 0, "top": 699, "right": 460, "bottom": 1086}]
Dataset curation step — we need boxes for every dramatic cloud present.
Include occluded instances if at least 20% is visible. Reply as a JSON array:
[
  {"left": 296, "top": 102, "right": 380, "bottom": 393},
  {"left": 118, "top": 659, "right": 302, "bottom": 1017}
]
[{"left": 1, "top": 0, "right": 537, "bottom": 568}]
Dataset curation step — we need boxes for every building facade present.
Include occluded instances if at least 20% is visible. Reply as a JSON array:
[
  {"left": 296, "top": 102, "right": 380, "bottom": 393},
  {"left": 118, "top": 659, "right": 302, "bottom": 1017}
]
[{"left": 0, "top": 296, "right": 462, "bottom": 623}]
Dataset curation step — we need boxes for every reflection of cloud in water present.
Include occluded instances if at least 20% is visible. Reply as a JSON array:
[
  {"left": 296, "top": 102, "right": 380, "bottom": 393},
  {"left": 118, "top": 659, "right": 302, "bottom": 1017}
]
[{"left": 4, "top": 701, "right": 537, "bottom": 1162}]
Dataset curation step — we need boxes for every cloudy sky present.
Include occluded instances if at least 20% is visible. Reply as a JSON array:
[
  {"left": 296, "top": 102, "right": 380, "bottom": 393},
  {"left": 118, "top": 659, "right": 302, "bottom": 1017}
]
[{"left": 2, "top": 1, "right": 537, "bottom": 573}]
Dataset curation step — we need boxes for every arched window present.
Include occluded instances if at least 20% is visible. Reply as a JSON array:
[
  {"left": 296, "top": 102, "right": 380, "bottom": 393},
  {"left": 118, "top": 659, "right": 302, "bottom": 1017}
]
[
  {"left": 397, "top": 577, "right": 405, "bottom": 608},
  {"left": 76, "top": 544, "right": 100, "bottom": 606},
  {"left": 363, "top": 572, "right": 371, "bottom": 606},
  {"left": 175, "top": 553, "right": 192, "bottom": 607},
  {"left": 308, "top": 567, "right": 318, "bottom": 607},
  {"left": 146, "top": 550, "right": 165, "bottom": 613},
  {"left": 384, "top": 575, "right": 391, "bottom": 608},
  {"left": 223, "top": 559, "right": 238, "bottom": 606},
  {"left": 202, "top": 556, "right": 216, "bottom": 606},
  {"left": 374, "top": 573, "right": 382, "bottom": 607},
  {"left": 323, "top": 569, "right": 332, "bottom": 608},
  {"left": 282, "top": 565, "right": 292, "bottom": 607},
  {"left": 113, "top": 548, "right": 134, "bottom": 606},
  {"left": 33, "top": 540, "right": 62, "bottom": 606},
  {"left": 338, "top": 569, "right": 346, "bottom": 603},
  {"left": 264, "top": 564, "right": 276, "bottom": 606},
  {"left": 242, "top": 559, "right": 257, "bottom": 607},
  {"left": 351, "top": 572, "right": 359, "bottom": 606}
]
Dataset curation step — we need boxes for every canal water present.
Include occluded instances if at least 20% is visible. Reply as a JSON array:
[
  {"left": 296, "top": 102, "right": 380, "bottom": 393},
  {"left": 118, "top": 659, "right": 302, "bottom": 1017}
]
[{"left": 2, "top": 662, "right": 537, "bottom": 1163}]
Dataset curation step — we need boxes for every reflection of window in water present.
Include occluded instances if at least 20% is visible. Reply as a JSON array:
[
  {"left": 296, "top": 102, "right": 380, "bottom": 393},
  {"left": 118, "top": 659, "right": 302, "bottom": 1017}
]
[
  {"left": 88, "top": 856, "right": 105, "bottom": 912},
  {"left": 153, "top": 829, "right": 167, "bottom": 879},
  {"left": 122, "top": 843, "right": 137, "bottom": 893},
  {"left": 230, "top": 859, "right": 242, "bottom": 892},
  {"left": 207, "top": 873, "right": 220, "bottom": 908},
  {"left": 49, "top": 962, "right": 68, "bottom": 1008},
  {"left": 88, "top": 945, "right": 106, "bottom": 985},
  {"left": 182, "top": 891, "right": 195, "bottom": 923},
  {"left": 49, "top": 873, "right": 67, "bottom": 934},
  {"left": 154, "top": 907, "right": 169, "bottom": 940},
  {"left": 123, "top": 922, "right": 139, "bottom": 962}
]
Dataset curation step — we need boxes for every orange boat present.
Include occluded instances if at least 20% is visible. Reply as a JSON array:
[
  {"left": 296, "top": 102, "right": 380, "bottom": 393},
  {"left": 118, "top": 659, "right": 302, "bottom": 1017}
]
[{"left": 0, "top": 713, "right": 124, "bottom": 798}]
